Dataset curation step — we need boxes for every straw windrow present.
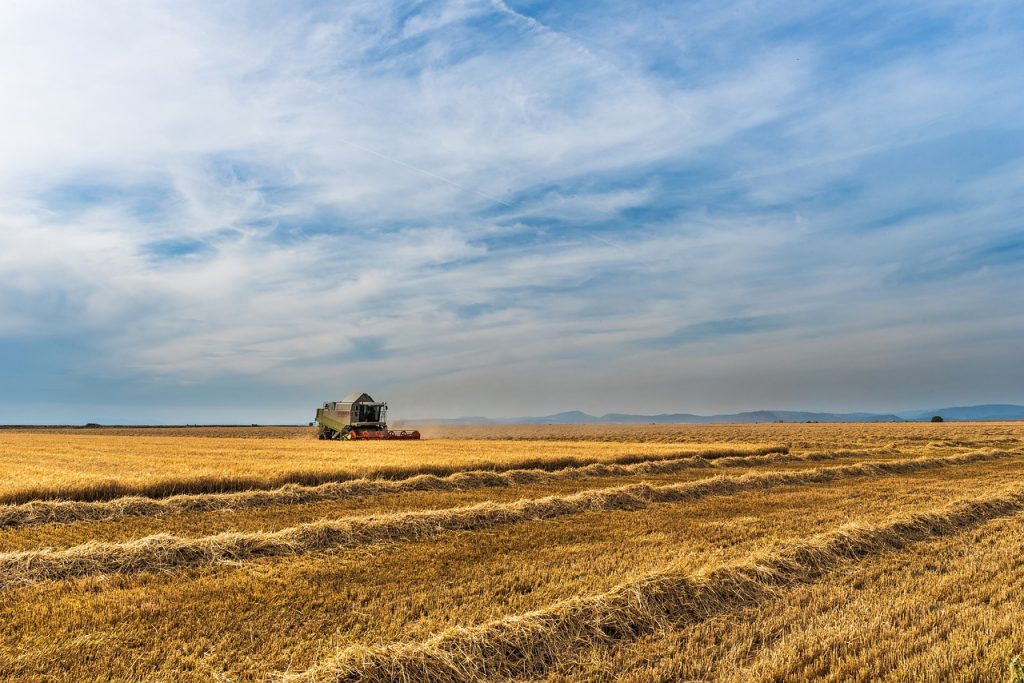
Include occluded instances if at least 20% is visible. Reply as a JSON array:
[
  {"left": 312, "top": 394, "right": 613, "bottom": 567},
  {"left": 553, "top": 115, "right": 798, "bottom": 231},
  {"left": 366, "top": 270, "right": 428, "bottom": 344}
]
[
  {"left": 0, "top": 449, "right": 1016, "bottom": 590},
  {"left": 0, "top": 444, "right": 789, "bottom": 506},
  {"left": 281, "top": 485, "right": 1024, "bottom": 682},
  {"left": 0, "top": 447, "right": 874, "bottom": 530}
]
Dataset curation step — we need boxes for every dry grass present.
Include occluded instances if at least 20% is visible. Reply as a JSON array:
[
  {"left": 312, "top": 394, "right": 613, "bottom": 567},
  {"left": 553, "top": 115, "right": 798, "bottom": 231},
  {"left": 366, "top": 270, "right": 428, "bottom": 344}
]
[
  {"left": 286, "top": 484, "right": 1024, "bottom": 682},
  {"left": 417, "top": 421, "right": 1024, "bottom": 447},
  {"left": 0, "top": 425, "right": 315, "bottom": 439},
  {"left": 2, "top": 462, "right": 1019, "bottom": 682},
  {"left": 2, "top": 445, "right": 889, "bottom": 531},
  {"left": 0, "top": 432, "right": 774, "bottom": 504},
  {"left": 542, "top": 514, "right": 1024, "bottom": 683},
  {"left": 0, "top": 449, "right": 1012, "bottom": 589},
  {"left": 0, "top": 424, "right": 1023, "bottom": 682}
]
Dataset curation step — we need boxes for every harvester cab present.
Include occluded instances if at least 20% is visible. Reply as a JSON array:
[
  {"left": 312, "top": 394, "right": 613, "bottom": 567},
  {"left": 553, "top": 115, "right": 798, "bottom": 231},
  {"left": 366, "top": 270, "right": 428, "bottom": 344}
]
[{"left": 315, "top": 392, "right": 420, "bottom": 440}]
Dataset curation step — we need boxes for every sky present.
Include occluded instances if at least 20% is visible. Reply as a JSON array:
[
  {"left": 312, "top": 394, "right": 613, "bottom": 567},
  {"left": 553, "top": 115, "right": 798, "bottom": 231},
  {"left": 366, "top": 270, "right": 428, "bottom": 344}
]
[{"left": 1, "top": 0, "right": 1023, "bottom": 423}]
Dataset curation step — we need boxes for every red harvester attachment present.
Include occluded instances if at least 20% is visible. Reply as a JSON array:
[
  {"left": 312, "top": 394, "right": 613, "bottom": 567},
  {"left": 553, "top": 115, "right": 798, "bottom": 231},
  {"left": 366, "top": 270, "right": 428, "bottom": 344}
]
[{"left": 346, "top": 429, "right": 421, "bottom": 440}]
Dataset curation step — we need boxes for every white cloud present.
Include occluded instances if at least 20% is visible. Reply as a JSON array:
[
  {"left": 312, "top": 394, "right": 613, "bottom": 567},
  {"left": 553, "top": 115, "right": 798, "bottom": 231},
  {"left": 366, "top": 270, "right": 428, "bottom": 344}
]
[{"left": 0, "top": 0, "right": 1022, "bottom": 419}]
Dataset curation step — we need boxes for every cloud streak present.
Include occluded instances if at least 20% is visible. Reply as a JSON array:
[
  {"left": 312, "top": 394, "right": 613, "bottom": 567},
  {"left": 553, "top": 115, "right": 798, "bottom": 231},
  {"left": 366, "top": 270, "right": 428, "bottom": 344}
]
[{"left": 0, "top": 0, "right": 1022, "bottom": 422}]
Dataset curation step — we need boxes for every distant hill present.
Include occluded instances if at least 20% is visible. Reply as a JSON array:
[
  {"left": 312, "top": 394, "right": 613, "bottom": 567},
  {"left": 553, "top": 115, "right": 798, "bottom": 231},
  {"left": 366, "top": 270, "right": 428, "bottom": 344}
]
[
  {"left": 431, "top": 409, "right": 905, "bottom": 425},
  {"left": 425, "top": 404, "right": 1024, "bottom": 424},
  {"left": 897, "top": 404, "right": 1024, "bottom": 422}
]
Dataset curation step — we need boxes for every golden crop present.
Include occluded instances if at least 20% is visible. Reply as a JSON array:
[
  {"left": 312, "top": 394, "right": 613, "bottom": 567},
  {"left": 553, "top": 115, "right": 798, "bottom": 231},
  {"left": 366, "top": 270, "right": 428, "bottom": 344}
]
[
  {"left": 0, "top": 431, "right": 757, "bottom": 504},
  {"left": 0, "top": 422, "right": 1022, "bottom": 682}
]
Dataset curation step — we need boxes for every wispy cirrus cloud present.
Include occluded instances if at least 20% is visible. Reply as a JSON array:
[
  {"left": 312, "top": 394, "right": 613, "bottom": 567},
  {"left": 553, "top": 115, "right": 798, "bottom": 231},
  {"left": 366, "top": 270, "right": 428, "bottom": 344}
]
[{"left": 0, "top": 0, "right": 1022, "bottom": 422}]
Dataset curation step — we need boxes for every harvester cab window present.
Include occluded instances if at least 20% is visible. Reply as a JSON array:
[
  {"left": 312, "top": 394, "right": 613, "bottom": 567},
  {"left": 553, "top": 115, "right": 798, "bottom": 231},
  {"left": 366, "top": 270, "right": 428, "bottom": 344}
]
[{"left": 358, "top": 404, "right": 382, "bottom": 422}]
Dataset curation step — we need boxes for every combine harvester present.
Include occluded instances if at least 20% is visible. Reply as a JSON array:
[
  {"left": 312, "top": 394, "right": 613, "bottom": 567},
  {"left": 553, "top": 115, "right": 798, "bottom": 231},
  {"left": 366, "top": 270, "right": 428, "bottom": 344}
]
[{"left": 315, "top": 392, "right": 420, "bottom": 440}]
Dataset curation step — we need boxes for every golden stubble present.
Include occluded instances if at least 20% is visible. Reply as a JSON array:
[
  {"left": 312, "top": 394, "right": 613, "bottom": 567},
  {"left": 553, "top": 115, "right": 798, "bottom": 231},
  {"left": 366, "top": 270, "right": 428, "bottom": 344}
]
[{"left": 0, "top": 422, "right": 1021, "bottom": 682}]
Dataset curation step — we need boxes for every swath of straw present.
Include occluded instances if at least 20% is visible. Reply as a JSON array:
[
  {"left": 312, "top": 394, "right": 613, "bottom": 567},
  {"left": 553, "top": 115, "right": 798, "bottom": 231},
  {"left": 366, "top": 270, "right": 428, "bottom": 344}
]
[
  {"left": 0, "top": 449, "right": 1016, "bottom": 590},
  {"left": 0, "top": 444, "right": 790, "bottom": 506},
  {"left": 279, "top": 484, "right": 1024, "bottom": 683},
  {"left": 0, "top": 447, "right": 878, "bottom": 530}
]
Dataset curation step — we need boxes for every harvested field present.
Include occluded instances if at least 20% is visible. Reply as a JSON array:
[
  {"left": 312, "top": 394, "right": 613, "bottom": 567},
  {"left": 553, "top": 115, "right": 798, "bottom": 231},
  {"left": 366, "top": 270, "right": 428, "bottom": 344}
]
[
  {"left": 415, "top": 421, "right": 1024, "bottom": 447},
  {"left": 0, "top": 446, "right": 885, "bottom": 531},
  {"left": 0, "top": 432, "right": 775, "bottom": 504},
  {"left": 1, "top": 423, "right": 1023, "bottom": 682}
]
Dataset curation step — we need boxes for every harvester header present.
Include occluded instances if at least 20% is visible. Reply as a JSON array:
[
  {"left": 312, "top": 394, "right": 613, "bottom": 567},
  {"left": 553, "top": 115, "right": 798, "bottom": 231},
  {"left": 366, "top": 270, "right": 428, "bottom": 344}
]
[{"left": 315, "top": 392, "right": 420, "bottom": 440}]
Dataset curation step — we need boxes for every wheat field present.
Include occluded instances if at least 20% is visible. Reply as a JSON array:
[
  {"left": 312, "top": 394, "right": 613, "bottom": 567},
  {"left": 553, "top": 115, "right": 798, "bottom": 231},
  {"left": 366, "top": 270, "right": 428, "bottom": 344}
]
[{"left": 1, "top": 423, "right": 1023, "bottom": 681}]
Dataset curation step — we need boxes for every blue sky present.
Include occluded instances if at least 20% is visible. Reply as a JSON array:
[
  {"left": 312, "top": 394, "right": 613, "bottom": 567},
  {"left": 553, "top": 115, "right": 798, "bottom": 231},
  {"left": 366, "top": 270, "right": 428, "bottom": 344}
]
[{"left": 1, "top": 0, "right": 1022, "bottom": 422}]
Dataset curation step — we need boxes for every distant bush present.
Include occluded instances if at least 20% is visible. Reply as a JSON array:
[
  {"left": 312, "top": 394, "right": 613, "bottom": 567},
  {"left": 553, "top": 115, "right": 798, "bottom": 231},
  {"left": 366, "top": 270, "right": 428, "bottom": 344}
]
[{"left": 931, "top": 416, "right": 944, "bottom": 422}]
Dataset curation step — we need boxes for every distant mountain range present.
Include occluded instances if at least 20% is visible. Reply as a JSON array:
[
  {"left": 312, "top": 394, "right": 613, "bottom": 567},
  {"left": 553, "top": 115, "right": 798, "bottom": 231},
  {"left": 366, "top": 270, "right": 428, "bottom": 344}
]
[
  {"left": 893, "top": 404, "right": 1024, "bottom": 422},
  {"left": 425, "top": 404, "right": 1024, "bottom": 424}
]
